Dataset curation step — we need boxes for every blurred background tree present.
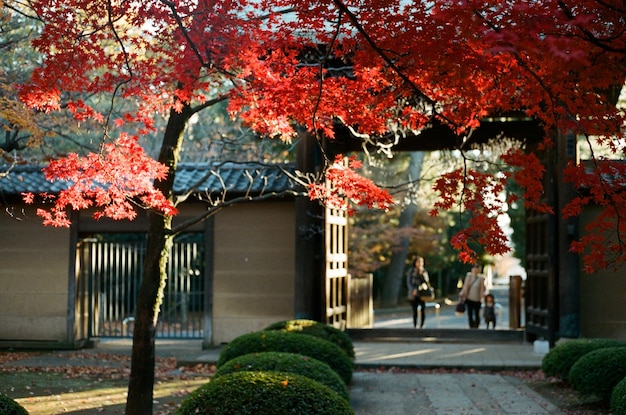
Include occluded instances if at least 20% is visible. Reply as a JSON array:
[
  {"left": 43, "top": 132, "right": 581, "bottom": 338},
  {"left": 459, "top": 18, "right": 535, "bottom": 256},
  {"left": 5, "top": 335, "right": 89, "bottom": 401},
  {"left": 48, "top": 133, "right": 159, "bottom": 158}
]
[{"left": 349, "top": 138, "right": 528, "bottom": 308}]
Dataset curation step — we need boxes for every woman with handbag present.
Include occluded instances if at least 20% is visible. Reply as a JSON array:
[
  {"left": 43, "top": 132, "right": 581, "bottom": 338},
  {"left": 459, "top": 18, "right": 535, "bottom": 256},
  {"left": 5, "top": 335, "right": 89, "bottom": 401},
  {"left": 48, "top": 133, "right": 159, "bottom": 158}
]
[
  {"left": 406, "top": 256, "right": 432, "bottom": 328},
  {"left": 459, "top": 264, "right": 486, "bottom": 328}
]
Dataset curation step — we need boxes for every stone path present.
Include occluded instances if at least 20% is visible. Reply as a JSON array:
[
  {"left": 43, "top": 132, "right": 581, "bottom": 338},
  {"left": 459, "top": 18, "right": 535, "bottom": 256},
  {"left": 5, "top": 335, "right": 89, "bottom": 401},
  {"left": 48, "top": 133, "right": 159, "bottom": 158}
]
[{"left": 350, "top": 372, "right": 559, "bottom": 415}]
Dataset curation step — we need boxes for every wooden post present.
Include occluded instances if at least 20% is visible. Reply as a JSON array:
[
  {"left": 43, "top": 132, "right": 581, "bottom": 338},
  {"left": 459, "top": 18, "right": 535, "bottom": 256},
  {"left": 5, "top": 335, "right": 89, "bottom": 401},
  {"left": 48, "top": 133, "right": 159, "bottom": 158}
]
[
  {"left": 556, "top": 130, "right": 580, "bottom": 337},
  {"left": 294, "top": 131, "right": 325, "bottom": 321}
]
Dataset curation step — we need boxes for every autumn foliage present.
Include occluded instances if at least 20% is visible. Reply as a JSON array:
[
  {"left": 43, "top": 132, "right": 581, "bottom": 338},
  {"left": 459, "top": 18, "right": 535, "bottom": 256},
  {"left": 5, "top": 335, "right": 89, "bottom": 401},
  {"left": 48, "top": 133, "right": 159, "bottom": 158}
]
[
  {"left": 24, "top": 134, "right": 177, "bottom": 227},
  {"left": 308, "top": 155, "right": 393, "bottom": 214},
  {"left": 10, "top": 0, "right": 626, "bottom": 271},
  {"left": 564, "top": 159, "right": 626, "bottom": 271}
]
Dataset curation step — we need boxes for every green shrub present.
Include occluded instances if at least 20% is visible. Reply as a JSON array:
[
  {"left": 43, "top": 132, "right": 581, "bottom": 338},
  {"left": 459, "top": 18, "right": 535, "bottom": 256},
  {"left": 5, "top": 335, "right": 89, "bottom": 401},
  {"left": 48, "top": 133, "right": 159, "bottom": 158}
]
[
  {"left": 541, "top": 338, "right": 626, "bottom": 381},
  {"left": 214, "top": 351, "right": 349, "bottom": 400},
  {"left": 264, "top": 319, "right": 355, "bottom": 359},
  {"left": 217, "top": 330, "right": 354, "bottom": 384},
  {"left": 0, "top": 393, "right": 28, "bottom": 415},
  {"left": 569, "top": 347, "right": 626, "bottom": 400},
  {"left": 611, "top": 376, "right": 626, "bottom": 415},
  {"left": 176, "top": 371, "right": 354, "bottom": 415}
]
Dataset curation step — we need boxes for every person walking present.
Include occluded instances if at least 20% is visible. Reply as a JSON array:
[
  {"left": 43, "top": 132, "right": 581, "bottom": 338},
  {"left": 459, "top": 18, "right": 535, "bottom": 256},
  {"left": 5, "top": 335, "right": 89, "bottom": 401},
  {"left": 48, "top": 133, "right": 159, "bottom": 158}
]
[
  {"left": 459, "top": 264, "right": 486, "bottom": 328},
  {"left": 406, "top": 256, "right": 431, "bottom": 328},
  {"left": 483, "top": 293, "right": 497, "bottom": 329}
]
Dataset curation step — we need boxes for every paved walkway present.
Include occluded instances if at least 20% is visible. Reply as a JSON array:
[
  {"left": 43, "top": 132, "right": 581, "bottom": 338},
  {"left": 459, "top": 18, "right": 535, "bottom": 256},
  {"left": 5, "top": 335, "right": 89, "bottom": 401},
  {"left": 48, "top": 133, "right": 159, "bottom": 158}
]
[
  {"left": 350, "top": 371, "right": 557, "bottom": 415},
  {"left": 89, "top": 336, "right": 555, "bottom": 415},
  {"left": 92, "top": 336, "right": 545, "bottom": 369}
]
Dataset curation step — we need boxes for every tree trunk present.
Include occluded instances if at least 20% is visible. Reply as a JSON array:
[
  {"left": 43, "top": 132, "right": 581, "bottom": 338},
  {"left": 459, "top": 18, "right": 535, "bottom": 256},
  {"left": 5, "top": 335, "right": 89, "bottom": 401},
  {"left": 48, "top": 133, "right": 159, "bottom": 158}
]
[
  {"left": 379, "top": 204, "right": 417, "bottom": 307},
  {"left": 125, "top": 103, "right": 190, "bottom": 415},
  {"left": 379, "top": 152, "right": 424, "bottom": 308}
]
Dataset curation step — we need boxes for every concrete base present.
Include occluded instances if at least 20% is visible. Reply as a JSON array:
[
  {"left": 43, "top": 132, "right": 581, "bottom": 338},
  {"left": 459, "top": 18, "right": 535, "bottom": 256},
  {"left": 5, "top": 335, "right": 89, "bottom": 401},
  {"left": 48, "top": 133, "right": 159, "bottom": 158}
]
[
  {"left": 533, "top": 340, "right": 550, "bottom": 355},
  {"left": 0, "top": 339, "right": 93, "bottom": 350}
]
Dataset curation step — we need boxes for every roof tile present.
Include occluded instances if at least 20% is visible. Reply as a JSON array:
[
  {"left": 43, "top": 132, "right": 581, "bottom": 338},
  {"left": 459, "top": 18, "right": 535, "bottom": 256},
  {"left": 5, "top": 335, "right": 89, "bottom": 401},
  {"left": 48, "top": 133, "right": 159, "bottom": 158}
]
[{"left": 0, "top": 163, "right": 300, "bottom": 196}]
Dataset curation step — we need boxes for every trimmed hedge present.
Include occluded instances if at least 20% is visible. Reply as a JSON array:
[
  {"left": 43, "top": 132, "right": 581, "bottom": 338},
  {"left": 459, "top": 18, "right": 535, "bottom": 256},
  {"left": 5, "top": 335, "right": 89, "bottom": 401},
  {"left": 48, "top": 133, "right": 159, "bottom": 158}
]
[
  {"left": 569, "top": 347, "right": 626, "bottom": 400},
  {"left": 217, "top": 330, "right": 354, "bottom": 384},
  {"left": 541, "top": 338, "right": 626, "bottom": 381},
  {"left": 176, "top": 371, "right": 354, "bottom": 415},
  {"left": 0, "top": 393, "right": 28, "bottom": 415},
  {"left": 214, "top": 351, "right": 349, "bottom": 400},
  {"left": 264, "top": 319, "right": 355, "bottom": 359},
  {"left": 611, "top": 376, "right": 626, "bottom": 415}
]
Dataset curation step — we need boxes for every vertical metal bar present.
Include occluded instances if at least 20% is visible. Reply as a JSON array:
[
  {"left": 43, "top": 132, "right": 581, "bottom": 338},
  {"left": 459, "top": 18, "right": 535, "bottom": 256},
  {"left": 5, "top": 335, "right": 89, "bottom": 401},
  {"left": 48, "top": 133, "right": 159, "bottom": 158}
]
[
  {"left": 120, "top": 242, "right": 127, "bottom": 331},
  {"left": 182, "top": 241, "right": 190, "bottom": 329},
  {"left": 108, "top": 242, "right": 114, "bottom": 335},
  {"left": 100, "top": 242, "right": 106, "bottom": 336},
  {"left": 96, "top": 241, "right": 103, "bottom": 336},
  {"left": 84, "top": 242, "right": 93, "bottom": 338},
  {"left": 110, "top": 242, "right": 116, "bottom": 335},
  {"left": 192, "top": 241, "right": 199, "bottom": 334},
  {"left": 103, "top": 242, "right": 110, "bottom": 337},
  {"left": 124, "top": 242, "right": 132, "bottom": 337},
  {"left": 114, "top": 242, "right": 121, "bottom": 336},
  {"left": 113, "top": 242, "right": 120, "bottom": 335},
  {"left": 92, "top": 241, "right": 98, "bottom": 336}
]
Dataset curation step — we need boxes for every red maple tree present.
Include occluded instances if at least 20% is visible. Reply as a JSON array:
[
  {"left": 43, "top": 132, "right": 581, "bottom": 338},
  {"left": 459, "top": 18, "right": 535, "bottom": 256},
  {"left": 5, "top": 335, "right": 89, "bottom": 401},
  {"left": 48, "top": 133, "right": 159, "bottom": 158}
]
[{"left": 9, "top": 0, "right": 626, "bottom": 413}]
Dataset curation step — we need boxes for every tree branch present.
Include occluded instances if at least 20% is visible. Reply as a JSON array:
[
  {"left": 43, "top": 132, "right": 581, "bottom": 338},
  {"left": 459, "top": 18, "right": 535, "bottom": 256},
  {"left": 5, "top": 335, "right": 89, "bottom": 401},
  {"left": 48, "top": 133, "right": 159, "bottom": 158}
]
[{"left": 329, "top": 0, "right": 441, "bottom": 118}]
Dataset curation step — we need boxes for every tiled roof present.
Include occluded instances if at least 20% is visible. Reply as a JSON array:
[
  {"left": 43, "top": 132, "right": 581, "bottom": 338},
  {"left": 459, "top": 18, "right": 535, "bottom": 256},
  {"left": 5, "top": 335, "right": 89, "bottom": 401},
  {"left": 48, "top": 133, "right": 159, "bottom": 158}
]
[{"left": 0, "top": 162, "right": 301, "bottom": 196}]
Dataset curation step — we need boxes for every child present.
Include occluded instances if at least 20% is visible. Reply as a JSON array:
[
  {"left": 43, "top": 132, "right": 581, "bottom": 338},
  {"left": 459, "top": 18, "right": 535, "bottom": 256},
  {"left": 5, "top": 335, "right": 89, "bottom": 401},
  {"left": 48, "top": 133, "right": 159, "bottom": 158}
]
[{"left": 483, "top": 293, "right": 496, "bottom": 329}]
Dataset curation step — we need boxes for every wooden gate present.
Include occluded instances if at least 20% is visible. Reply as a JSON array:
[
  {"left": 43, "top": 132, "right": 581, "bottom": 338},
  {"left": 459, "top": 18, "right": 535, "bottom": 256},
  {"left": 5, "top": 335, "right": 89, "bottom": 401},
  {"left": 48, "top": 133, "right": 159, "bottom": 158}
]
[
  {"left": 77, "top": 233, "right": 205, "bottom": 338},
  {"left": 524, "top": 147, "right": 559, "bottom": 345},
  {"left": 325, "top": 204, "right": 349, "bottom": 329},
  {"left": 525, "top": 208, "right": 558, "bottom": 343}
]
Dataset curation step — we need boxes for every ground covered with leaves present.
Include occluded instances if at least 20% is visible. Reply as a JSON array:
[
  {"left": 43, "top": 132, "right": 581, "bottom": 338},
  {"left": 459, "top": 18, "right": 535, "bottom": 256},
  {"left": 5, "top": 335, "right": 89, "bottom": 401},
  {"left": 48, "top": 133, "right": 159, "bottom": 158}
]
[
  {"left": 0, "top": 351, "right": 214, "bottom": 414},
  {"left": 0, "top": 351, "right": 610, "bottom": 414}
]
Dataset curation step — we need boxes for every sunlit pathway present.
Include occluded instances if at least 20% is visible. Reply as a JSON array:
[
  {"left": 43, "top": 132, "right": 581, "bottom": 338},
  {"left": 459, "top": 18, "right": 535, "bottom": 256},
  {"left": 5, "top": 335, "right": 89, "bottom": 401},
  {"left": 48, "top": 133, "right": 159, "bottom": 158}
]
[
  {"left": 373, "top": 286, "right": 515, "bottom": 330},
  {"left": 350, "top": 372, "right": 557, "bottom": 415}
]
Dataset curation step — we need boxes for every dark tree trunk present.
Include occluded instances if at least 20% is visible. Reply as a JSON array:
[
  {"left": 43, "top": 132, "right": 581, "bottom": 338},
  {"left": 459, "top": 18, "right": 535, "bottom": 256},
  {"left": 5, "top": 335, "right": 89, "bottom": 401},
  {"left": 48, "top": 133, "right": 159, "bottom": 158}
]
[
  {"left": 379, "top": 203, "right": 417, "bottom": 307},
  {"left": 125, "top": 213, "right": 172, "bottom": 415},
  {"left": 379, "top": 152, "right": 424, "bottom": 308},
  {"left": 125, "top": 103, "right": 190, "bottom": 415}
]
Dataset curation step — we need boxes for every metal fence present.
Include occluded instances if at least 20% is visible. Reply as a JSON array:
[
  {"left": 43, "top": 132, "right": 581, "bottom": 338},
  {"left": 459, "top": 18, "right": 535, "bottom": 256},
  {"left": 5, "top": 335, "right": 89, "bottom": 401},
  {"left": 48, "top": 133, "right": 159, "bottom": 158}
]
[{"left": 77, "top": 233, "right": 204, "bottom": 339}]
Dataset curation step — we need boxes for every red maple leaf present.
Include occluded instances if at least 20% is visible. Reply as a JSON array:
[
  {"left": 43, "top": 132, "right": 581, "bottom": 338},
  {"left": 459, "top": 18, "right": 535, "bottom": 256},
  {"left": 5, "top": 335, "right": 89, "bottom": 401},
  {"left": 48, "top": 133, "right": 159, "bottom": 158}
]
[{"left": 24, "top": 134, "right": 177, "bottom": 227}]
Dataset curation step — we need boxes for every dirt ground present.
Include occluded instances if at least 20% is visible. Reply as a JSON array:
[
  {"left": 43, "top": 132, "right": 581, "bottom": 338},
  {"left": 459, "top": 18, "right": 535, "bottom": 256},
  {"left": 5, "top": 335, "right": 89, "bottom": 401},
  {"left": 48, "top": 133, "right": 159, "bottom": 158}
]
[
  {"left": 521, "top": 372, "right": 611, "bottom": 415},
  {"left": 0, "top": 351, "right": 611, "bottom": 415}
]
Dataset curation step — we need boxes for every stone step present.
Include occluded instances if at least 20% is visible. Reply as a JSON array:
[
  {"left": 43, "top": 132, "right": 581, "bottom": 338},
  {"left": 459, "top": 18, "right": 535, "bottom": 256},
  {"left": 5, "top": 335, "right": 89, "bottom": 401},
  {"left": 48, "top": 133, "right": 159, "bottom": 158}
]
[{"left": 347, "top": 328, "right": 526, "bottom": 343}]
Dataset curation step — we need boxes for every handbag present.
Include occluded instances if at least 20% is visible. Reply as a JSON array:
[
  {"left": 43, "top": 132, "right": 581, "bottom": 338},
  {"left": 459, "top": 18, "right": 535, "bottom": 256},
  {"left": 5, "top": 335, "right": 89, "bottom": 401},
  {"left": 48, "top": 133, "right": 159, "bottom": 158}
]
[
  {"left": 418, "top": 283, "right": 435, "bottom": 302},
  {"left": 455, "top": 301, "right": 466, "bottom": 315}
]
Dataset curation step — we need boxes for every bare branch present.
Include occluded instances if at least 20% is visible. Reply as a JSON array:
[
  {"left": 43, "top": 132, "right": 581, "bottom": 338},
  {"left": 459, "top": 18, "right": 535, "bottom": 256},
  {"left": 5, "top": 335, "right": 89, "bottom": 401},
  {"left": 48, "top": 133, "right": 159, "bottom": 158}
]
[{"left": 169, "top": 162, "right": 308, "bottom": 234}]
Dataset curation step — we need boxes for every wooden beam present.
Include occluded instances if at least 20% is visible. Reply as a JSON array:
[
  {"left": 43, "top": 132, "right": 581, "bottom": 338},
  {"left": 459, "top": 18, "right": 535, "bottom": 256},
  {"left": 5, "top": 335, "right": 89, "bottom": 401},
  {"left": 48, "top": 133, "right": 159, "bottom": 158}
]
[{"left": 324, "top": 116, "right": 545, "bottom": 154}]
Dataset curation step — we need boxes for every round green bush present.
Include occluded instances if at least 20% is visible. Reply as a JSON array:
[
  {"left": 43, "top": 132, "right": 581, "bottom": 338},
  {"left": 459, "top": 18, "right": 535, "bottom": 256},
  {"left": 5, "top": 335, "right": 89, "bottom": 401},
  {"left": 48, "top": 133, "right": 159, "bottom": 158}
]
[
  {"left": 214, "top": 351, "right": 349, "bottom": 400},
  {"left": 217, "top": 330, "right": 354, "bottom": 384},
  {"left": 569, "top": 347, "right": 626, "bottom": 400},
  {"left": 0, "top": 393, "right": 28, "bottom": 415},
  {"left": 264, "top": 319, "right": 355, "bottom": 359},
  {"left": 541, "top": 338, "right": 626, "bottom": 381},
  {"left": 611, "top": 375, "right": 626, "bottom": 415},
  {"left": 176, "top": 371, "right": 354, "bottom": 415}
]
